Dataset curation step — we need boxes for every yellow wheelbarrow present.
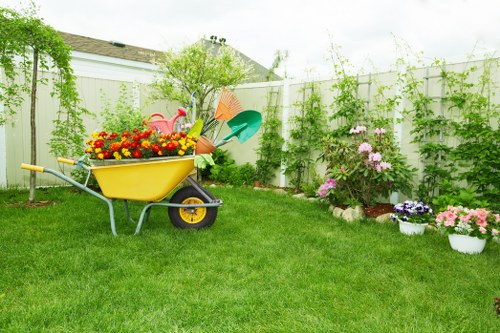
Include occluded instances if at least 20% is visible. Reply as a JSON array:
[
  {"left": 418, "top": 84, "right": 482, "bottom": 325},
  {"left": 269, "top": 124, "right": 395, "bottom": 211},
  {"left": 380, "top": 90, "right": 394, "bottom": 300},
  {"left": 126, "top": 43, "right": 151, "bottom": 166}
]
[{"left": 20, "top": 156, "right": 222, "bottom": 236}]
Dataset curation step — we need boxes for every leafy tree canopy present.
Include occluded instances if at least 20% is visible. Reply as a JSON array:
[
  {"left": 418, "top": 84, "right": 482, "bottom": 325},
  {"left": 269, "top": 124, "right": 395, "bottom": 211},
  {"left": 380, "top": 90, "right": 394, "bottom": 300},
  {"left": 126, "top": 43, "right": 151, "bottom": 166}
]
[{"left": 151, "top": 40, "right": 253, "bottom": 122}]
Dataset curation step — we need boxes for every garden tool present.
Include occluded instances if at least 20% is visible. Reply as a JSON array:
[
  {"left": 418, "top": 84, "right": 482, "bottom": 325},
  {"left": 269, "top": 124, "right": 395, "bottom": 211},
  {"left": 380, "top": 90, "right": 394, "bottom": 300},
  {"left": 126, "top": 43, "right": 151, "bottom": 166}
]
[
  {"left": 188, "top": 119, "right": 204, "bottom": 137},
  {"left": 202, "top": 89, "right": 243, "bottom": 134},
  {"left": 215, "top": 110, "right": 262, "bottom": 147},
  {"left": 147, "top": 107, "right": 187, "bottom": 134}
]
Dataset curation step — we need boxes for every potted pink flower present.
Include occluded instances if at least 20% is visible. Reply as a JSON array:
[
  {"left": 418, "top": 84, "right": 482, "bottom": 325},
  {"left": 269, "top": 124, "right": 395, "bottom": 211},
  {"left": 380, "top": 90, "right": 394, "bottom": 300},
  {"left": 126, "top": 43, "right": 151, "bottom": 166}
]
[{"left": 435, "top": 206, "right": 500, "bottom": 254}]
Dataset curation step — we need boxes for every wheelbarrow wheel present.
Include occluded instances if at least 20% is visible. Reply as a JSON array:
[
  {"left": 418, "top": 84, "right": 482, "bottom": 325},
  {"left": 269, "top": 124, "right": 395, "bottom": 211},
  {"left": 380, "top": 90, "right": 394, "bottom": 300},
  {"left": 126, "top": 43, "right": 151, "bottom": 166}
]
[{"left": 168, "top": 186, "right": 218, "bottom": 229}]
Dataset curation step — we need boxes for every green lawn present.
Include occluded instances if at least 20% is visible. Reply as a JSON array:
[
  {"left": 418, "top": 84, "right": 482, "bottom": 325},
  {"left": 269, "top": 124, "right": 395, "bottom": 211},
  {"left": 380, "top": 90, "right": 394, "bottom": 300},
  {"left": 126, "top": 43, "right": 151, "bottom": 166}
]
[{"left": 0, "top": 186, "right": 499, "bottom": 332}]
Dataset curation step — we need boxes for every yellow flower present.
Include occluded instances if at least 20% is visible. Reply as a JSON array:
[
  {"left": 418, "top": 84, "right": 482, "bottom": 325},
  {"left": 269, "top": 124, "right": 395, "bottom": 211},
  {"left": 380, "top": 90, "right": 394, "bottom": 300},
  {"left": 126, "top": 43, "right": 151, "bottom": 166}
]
[
  {"left": 97, "top": 152, "right": 104, "bottom": 160},
  {"left": 95, "top": 148, "right": 102, "bottom": 153},
  {"left": 85, "top": 147, "right": 93, "bottom": 153},
  {"left": 178, "top": 150, "right": 185, "bottom": 156},
  {"left": 113, "top": 152, "right": 122, "bottom": 160},
  {"left": 141, "top": 140, "right": 151, "bottom": 149},
  {"left": 92, "top": 132, "right": 99, "bottom": 138},
  {"left": 122, "top": 148, "right": 131, "bottom": 157}
]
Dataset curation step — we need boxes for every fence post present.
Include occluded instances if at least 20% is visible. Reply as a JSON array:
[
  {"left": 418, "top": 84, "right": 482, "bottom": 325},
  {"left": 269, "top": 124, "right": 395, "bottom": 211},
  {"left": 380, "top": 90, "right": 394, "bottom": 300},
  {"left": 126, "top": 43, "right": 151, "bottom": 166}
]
[
  {"left": 391, "top": 69, "right": 405, "bottom": 204},
  {"left": 279, "top": 78, "right": 291, "bottom": 187},
  {"left": 0, "top": 70, "right": 6, "bottom": 188}
]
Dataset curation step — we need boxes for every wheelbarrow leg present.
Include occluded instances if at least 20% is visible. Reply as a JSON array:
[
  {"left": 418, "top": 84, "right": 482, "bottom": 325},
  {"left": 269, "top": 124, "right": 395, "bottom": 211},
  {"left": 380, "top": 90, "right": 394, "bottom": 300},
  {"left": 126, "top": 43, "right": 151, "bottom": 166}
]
[
  {"left": 135, "top": 203, "right": 155, "bottom": 235},
  {"left": 41, "top": 168, "right": 118, "bottom": 236}
]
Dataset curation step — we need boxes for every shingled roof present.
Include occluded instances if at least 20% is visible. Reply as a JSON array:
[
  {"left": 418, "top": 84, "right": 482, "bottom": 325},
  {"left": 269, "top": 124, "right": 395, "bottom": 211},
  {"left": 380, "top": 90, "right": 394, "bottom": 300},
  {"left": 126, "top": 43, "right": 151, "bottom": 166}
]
[
  {"left": 58, "top": 32, "right": 281, "bottom": 82},
  {"left": 58, "top": 31, "right": 161, "bottom": 64}
]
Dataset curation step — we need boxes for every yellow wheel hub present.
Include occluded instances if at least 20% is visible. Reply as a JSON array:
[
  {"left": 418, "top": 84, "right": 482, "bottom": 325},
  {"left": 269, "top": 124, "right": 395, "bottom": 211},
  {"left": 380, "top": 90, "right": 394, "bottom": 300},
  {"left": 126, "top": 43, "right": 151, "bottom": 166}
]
[{"left": 179, "top": 197, "right": 207, "bottom": 224}]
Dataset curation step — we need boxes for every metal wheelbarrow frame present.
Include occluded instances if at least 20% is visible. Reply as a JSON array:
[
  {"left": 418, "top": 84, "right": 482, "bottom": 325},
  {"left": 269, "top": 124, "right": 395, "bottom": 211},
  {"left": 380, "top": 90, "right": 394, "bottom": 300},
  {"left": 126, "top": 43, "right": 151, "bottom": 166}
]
[{"left": 20, "top": 156, "right": 222, "bottom": 236}]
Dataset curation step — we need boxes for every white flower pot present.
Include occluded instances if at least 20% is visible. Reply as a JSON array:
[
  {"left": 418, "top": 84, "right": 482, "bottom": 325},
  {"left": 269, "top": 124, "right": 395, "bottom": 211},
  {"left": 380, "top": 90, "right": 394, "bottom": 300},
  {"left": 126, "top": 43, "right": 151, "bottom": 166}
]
[
  {"left": 448, "top": 234, "right": 486, "bottom": 254},
  {"left": 398, "top": 220, "right": 427, "bottom": 235}
]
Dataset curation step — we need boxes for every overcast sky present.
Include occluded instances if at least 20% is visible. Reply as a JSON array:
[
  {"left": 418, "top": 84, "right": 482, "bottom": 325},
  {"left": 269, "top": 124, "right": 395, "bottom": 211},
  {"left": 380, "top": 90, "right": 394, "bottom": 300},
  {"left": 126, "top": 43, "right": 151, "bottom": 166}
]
[{"left": 3, "top": 0, "right": 500, "bottom": 79}]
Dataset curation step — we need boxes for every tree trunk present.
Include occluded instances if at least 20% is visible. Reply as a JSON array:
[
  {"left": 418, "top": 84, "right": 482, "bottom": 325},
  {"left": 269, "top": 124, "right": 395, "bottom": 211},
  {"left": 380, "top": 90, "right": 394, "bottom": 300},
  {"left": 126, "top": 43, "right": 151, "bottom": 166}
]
[{"left": 28, "top": 49, "right": 38, "bottom": 203}]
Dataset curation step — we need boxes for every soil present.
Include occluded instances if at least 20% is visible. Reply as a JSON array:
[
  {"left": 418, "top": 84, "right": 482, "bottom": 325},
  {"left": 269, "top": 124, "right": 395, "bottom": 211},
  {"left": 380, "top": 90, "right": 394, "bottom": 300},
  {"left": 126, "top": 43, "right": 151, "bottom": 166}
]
[
  {"left": 363, "top": 203, "right": 394, "bottom": 218},
  {"left": 3, "top": 200, "right": 56, "bottom": 208}
]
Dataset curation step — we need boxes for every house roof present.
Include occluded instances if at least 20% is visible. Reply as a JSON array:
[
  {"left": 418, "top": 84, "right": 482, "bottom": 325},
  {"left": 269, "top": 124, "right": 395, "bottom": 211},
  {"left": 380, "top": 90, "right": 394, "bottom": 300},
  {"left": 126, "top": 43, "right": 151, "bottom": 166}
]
[
  {"left": 58, "top": 31, "right": 162, "bottom": 64},
  {"left": 58, "top": 32, "right": 281, "bottom": 82}
]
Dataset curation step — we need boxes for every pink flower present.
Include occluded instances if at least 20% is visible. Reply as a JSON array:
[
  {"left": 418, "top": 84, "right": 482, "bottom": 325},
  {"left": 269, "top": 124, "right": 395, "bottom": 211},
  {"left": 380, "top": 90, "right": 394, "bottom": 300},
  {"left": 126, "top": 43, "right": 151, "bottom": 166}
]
[
  {"left": 380, "top": 161, "right": 392, "bottom": 170},
  {"left": 436, "top": 211, "right": 457, "bottom": 227},
  {"left": 317, "top": 178, "right": 336, "bottom": 198},
  {"left": 358, "top": 142, "right": 372, "bottom": 153},
  {"left": 479, "top": 226, "right": 487, "bottom": 234},
  {"left": 492, "top": 229, "right": 499, "bottom": 237},
  {"left": 374, "top": 128, "right": 386, "bottom": 135},
  {"left": 369, "top": 152, "right": 382, "bottom": 162},
  {"left": 350, "top": 125, "right": 367, "bottom": 134}
]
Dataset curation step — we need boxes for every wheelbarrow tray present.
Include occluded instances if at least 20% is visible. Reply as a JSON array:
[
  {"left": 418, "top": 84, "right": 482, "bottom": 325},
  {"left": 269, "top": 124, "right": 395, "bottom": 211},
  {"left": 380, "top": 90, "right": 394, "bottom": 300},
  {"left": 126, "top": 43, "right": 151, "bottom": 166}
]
[{"left": 91, "top": 156, "right": 195, "bottom": 202}]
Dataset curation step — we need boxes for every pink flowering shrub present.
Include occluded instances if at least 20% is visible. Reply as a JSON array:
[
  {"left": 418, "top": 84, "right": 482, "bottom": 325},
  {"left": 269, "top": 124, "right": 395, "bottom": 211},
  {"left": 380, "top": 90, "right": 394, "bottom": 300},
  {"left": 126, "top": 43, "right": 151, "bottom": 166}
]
[
  {"left": 435, "top": 206, "right": 500, "bottom": 240},
  {"left": 319, "top": 125, "right": 415, "bottom": 206}
]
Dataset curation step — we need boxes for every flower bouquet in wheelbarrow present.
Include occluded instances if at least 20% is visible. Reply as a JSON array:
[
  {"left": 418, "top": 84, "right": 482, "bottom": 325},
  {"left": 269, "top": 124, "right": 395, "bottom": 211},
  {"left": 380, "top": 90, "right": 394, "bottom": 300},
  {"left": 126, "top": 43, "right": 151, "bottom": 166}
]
[{"left": 20, "top": 90, "right": 261, "bottom": 236}]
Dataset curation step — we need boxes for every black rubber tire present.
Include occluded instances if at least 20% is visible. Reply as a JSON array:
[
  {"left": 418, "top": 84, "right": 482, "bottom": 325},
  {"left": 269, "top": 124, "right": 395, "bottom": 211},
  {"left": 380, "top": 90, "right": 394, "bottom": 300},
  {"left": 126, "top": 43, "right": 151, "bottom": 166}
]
[{"left": 168, "top": 186, "right": 218, "bottom": 229}]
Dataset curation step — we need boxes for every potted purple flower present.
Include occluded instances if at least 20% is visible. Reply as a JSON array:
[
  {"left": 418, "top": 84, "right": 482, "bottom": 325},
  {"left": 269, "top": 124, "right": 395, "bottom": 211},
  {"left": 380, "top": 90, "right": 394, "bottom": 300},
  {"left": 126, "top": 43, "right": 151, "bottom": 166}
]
[{"left": 391, "top": 200, "right": 434, "bottom": 235}]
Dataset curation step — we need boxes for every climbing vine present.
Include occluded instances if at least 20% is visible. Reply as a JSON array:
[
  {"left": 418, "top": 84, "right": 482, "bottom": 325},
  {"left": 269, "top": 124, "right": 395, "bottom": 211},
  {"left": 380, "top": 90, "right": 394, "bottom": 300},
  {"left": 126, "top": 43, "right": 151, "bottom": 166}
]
[
  {"left": 398, "top": 53, "right": 499, "bottom": 208},
  {"left": 328, "top": 43, "right": 366, "bottom": 138},
  {"left": 284, "top": 81, "right": 327, "bottom": 191},
  {"left": 255, "top": 88, "right": 284, "bottom": 185}
]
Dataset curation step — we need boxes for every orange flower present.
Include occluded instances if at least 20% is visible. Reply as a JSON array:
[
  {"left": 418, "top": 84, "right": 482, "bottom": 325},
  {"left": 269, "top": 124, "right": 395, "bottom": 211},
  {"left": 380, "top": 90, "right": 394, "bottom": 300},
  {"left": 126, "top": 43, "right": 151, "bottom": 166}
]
[{"left": 110, "top": 142, "right": 121, "bottom": 152}]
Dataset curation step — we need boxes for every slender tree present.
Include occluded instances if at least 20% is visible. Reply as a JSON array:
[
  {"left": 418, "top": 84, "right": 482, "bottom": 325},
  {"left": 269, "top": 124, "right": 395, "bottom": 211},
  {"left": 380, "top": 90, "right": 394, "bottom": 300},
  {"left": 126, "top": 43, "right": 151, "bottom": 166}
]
[
  {"left": 151, "top": 40, "right": 253, "bottom": 123},
  {"left": 0, "top": 6, "right": 87, "bottom": 202}
]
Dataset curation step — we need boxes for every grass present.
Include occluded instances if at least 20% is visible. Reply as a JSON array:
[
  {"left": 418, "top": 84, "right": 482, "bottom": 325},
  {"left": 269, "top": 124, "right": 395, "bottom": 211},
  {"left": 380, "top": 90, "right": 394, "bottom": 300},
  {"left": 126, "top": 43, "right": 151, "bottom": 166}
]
[{"left": 0, "top": 186, "right": 499, "bottom": 332}]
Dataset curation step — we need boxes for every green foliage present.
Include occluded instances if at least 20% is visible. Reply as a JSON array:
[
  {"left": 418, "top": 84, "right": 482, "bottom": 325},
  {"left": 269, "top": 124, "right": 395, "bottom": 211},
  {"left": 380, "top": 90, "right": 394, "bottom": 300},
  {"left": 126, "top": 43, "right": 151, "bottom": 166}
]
[
  {"left": 255, "top": 89, "right": 284, "bottom": 184},
  {"left": 284, "top": 82, "right": 327, "bottom": 191},
  {"left": 199, "top": 148, "right": 232, "bottom": 180},
  {"left": 210, "top": 162, "right": 256, "bottom": 186},
  {"left": 432, "top": 187, "right": 490, "bottom": 213},
  {"left": 320, "top": 127, "right": 415, "bottom": 206},
  {"left": 400, "top": 54, "right": 499, "bottom": 209},
  {"left": 0, "top": 5, "right": 88, "bottom": 202},
  {"left": 328, "top": 44, "right": 367, "bottom": 137},
  {"left": 99, "top": 83, "right": 147, "bottom": 133},
  {"left": 151, "top": 40, "right": 252, "bottom": 123}
]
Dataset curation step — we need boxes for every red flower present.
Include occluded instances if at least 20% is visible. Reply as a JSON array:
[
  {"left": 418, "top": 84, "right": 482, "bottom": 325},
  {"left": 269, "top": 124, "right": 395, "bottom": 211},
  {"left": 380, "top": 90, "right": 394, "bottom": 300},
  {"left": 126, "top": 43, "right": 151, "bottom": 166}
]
[
  {"left": 130, "top": 141, "right": 139, "bottom": 149},
  {"left": 152, "top": 144, "right": 160, "bottom": 153},
  {"left": 165, "top": 142, "right": 177, "bottom": 151},
  {"left": 99, "top": 131, "right": 108, "bottom": 138},
  {"left": 121, "top": 140, "right": 131, "bottom": 149},
  {"left": 94, "top": 139, "right": 105, "bottom": 148},
  {"left": 122, "top": 131, "right": 131, "bottom": 138},
  {"left": 132, "top": 150, "right": 142, "bottom": 158},
  {"left": 132, "top": 134, "right": 141, "bottom": 142},
  {"left": 103, "top": 150, "right": 112, "bottom": 159}
]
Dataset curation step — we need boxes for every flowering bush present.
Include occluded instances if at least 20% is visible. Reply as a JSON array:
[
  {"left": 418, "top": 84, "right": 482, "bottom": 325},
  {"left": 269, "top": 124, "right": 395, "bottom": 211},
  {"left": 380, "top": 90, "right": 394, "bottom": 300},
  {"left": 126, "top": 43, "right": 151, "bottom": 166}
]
[
  {"left": 85, "top": 128, "right": 197, "bottom": 160},
  {"left": 435, "top": 206, "right": 500, "bottom": 240},
  {"left": 317, "top": 178, "right": 337, "bottom": 201},
  {"left": 319, "top": 125, "right": 415, "bottom": 206},
  {"left": 390, "top": 200, "right": 434, "bottom": 224}
]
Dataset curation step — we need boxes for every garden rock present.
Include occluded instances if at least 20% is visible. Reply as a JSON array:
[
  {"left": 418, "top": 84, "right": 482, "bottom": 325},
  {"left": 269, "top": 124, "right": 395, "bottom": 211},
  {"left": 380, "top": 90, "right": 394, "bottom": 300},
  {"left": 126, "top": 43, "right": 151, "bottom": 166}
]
[
  {"left": 292, "top": 193, "right": 307, "bottom": 200},
  {"left": 332, "top": 207, "right": 344, "bottom": 218},
  {"left": 375, "top": 213, "right": 393, "bottom": 224},
  {"left": 342, "top": 206, "right": 365, "bottom": 222},
  {"left": 274, "top": 189, "right": 288, "bottom": 196}
]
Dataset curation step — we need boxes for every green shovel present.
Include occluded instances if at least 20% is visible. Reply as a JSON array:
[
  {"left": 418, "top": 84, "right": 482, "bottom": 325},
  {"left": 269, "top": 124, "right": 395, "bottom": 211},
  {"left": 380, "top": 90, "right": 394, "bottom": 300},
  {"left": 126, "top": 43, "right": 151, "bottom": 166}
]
[{"left": 215, "top": 110, "right": 262, "bottom": 147}]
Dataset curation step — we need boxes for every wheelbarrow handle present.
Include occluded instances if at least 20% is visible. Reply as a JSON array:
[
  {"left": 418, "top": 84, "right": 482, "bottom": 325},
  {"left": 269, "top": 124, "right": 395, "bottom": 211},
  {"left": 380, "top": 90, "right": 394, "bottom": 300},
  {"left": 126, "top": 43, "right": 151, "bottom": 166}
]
[
  {"left": 20, "top": 163, "right": 45, "bottom": 173},
  {"left": 57, "top": 157, "right": 76, "bottom": 165}
]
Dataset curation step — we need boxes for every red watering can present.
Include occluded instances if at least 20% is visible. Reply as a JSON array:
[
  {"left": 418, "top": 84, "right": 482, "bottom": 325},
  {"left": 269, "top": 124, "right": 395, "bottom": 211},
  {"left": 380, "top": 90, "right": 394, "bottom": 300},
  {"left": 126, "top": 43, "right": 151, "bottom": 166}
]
[{"left": 146, "top": 107, "right": 187, "bottom": 134}]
